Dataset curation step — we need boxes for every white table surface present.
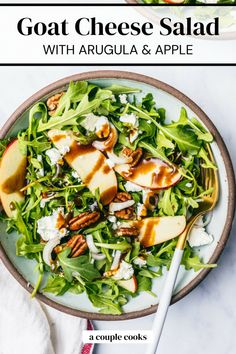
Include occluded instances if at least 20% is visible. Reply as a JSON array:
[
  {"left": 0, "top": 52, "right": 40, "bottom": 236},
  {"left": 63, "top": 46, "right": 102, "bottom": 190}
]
[{"left": 0, "top": 66, "right": 235, "bottom": 354}]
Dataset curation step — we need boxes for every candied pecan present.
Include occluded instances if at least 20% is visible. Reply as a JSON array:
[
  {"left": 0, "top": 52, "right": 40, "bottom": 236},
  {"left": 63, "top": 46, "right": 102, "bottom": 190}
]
[
  {"left": 122, "top": 147, "right": 143, "bottom": 167},
  {"left": 67, "top": 234, "right": 88, "bottom": 257},
  {"left": 113, "top": 192, "right": 135, "bottom": 220},
  {"left": 46, "top": 92, "right": 64, "bottom": 116},
  {"left": 116, "top": 226, "right": 139, "bottom": 237},
  {"left": 113, "top": 192, "right": 132, "bottom": 202},
  {"left": 115, "top": 208, "right": 134, "bottom": 220},
  {"left": 68, "top": 211, "right": 100, "bottom": 231},
  {"left": 64, "top": 211, "right": 74, "bottom": 226}
]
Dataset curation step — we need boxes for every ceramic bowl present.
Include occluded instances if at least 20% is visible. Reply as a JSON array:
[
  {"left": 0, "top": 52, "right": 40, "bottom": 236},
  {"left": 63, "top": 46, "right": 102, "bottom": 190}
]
[{"left": 0, "top": 71, "right": 235, "bottom": 320}]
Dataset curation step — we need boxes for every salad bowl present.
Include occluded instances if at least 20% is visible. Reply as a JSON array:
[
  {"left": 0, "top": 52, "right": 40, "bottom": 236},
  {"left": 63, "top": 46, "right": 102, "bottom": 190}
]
[{"left": 0, "top": 70, "right": 235, "bottom": 320}]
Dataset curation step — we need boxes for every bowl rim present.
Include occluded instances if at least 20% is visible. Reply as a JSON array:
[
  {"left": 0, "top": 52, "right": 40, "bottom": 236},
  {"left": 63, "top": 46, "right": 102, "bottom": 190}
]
[{"left": 0, "top": 70, "right": 235, "bottom": 321}]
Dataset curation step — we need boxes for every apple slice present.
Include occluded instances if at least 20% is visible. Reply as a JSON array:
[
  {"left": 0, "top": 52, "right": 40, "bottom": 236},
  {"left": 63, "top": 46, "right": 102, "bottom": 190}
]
[
  {"left": 117, "top": 275, "right": 138, "bottom": 293},
  {"left": 0, "top": 139, "right": 27, "bottom": 217},
  {"left": 114, "top": 158, "right": 181, "bottom": 190},
  {"left": 48, "top": 130, "right": 117, "bottom": 205},
  {"left": 132, "top": 215, "right": 186, "bottom": 247}
]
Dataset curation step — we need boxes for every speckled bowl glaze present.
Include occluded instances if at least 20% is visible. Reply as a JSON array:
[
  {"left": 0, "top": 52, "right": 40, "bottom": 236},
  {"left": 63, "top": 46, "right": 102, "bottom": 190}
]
[{"left": 0, "top": 71, "right": 235, "bottom": 320}]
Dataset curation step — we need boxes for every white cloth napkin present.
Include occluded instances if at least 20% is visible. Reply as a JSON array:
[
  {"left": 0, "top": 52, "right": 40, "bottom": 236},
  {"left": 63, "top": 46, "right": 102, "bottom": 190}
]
[{"left": 0, "top": 261, "right": 87, "bottom": 354}]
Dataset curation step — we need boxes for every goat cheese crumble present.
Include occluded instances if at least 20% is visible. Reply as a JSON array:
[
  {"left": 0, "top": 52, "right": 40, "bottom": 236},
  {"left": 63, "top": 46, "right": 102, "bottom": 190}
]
[
  {"left": 120, "top": 113, "right": 139, "bottom": 127},
  {"left": 46, "top": 148, "right": 62, "bottom": 165},
  {"left": 72, "top": 170, "right": 82, "bottom": 182},
  {"left": 119, "top": 94, "right": 128, "bottom": 104},
  {"left": 136, "top": 203, "right": 147, "bottom": 218},
  {"left": 188, "top": 226, "right": 213, "bottom": 247},
  {"left": 113, "top": 261, "right": 134, "bottom": 280},
  {"left": 125, "top": 181, "right": 143, "bottom": 192},
  {"left": 81, "top": 113, "right": 110, "bottom": 136},
  {"left": 37, "top": 155, "right": 44, "bottom": 177},
  {"left": 133, "top": 257, "right": 147, "bottom": 268},
  {"left": 37, "top": 208, "right": 66, "bottom": 241}
]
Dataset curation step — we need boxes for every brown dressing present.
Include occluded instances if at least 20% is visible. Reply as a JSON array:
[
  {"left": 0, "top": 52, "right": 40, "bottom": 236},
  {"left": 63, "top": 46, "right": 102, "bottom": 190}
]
[
  {"left": 97, "top": 123, "right": 110, "bottom": 139},
  {"left": 135, "top": 218, "right": 160, "bottom": 247},
  {"left": 103, "top": 126, "right": 117, "bottom": 151},
  {"left": 128, "top": 158, "right": 179, "bottom": 189},
  {"left": 130, "top": 159, "right": 156, "bottom": 179},
  {"left": 102, "top": 164, "right": 111, "bottom": 175},
  {"left": 56, "top": 212, "right": 65, "bottom": 229},
  {"left": 1, "top": 158, "right": 27, "bottom": 194},
  {"left": 83, "top": 154, "right": 106, "bottom": 185},
  {"left": 51, "top": 134, "right": 67, "bottom": 143},
  {"left": 100, "top": 185, "right": 117, "bottom": 205},
  {"left": 65, "top": 141, "right": 95, "bottom": 164}
]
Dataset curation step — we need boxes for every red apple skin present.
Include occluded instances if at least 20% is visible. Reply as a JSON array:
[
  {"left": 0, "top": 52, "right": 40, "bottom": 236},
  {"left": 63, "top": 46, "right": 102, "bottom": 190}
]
[
  {"left": 124, "top": 176, "right": 181, "bottom": 191},
  {"left": 2, "top": 139, "right": 17, "bottom": 158},
  {"left": 115, "top": 159, "right": 182, "bottom": 191},
  {"left": 117, "top": 276, "right": 138, "bottom": 293},
  {"left": 0, "top": 139, "right": 27, "bottom": 217},
  {"left": 164, "top": 0, "right": 184, "bottom": 4}
]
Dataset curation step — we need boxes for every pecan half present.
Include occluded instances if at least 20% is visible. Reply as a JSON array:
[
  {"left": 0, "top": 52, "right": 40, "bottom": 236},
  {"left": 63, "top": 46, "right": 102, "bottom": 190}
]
[
  {"left": 122, "top": 147, "right": 143, "bottom": 167},
  {"left": 116, "top": 226, "right": 139, "bottom": 237},
  {"left": 47, "top": 92, "right": 64, "bottom": 116},
  {"left": 67, "top": 234, "right": 88, "bottom": 257},
  {"left": 68, "top": 211, "right": 100, "bottom": 231},
  {"left": 113, "top": 192, "right": 135, "bottom": 220}
]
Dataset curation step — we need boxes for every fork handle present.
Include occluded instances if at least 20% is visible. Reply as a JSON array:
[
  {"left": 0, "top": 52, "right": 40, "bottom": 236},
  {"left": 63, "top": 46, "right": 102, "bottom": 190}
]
[{"left": 146, "top": 248, "right": 184, "bottom": 354}]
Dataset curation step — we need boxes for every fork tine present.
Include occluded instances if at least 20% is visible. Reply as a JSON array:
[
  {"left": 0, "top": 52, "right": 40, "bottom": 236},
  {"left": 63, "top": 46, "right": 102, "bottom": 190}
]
[{"left": 202, "top": 144, "right": 219, "bottom": 207}]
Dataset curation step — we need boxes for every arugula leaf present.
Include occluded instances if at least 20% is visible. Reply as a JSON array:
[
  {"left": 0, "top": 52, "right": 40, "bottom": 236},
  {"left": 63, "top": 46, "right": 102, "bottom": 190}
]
[
  {"left": 95, "top": 240, "right": 132, "bottom": 252},
  {"left": 38, "top": 87, "right": 114, "bottom": 132},
  {"left": 139, "top": 268, "right": 162, "bottom": 278},
  {"left": 28, "top": 102, "right": 48, "bottom": 138},
  {"left": 162, "top": 125, "right": 201, "bottom": 155},
  {"left": 15, "top": 208, "right": 33, "bottom": 243},
  {"left": 43, "top": 275, "right": 71, "bottom": 295},
  {"left": 158, "top": 188, "right": 178, "bottom": 216},
  {"left": 139, "top": 141, "right": 171, "bottom": 164},
  {"left": 58, "top": 248, "right": 100, "bottom": 282},
  {"left": 18, "top": 134, "right": 51, "bottom": 154},
  {"left": 88, "top": 293, "right": 122, "bottom": 315},
  {"left": 156, "top": 132, "right": 175, "bottom": 150},
  {"left": 137, "top": 275, "right": 156, "bottom": 297},
  {"left": 38, "top": 97, "right": 99, "bottom": 132},
  {"left": 198, "top": 147, "right": 217, "bottom": 170},
  {"left": 182, "top": 244, "right": 217, "bottom": 272},
  {"left": 55, "top": 81, "right": 88, "bottom": 115},
  {"left": 0, "top": 138, "right": 11, "bottom": 158},
  {"left": 16, "top": 236, "right": 44, "bottom": 256},
  {"left": 83, "top": 221, "right": 108, "bottom": 234},
  {"left": 104, "top": 84, "right": 141, "bottom": 94},
  {"left": 131, "top": 241, "right": 140, "bottom": 259}
]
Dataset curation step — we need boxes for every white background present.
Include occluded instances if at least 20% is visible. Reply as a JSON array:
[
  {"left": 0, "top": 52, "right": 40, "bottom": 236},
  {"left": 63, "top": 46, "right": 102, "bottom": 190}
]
[
  {"left": 0, "top": 5, "right": 235, "bottom": 64},
  {"left": 0, "top": 65, "right": 235, "bottom": 354}
]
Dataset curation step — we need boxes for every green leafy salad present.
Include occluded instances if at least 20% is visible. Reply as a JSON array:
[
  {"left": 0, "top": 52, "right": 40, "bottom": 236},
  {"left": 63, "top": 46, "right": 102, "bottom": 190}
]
[{"left": 0, "top": 80, "right": 217, "bottom": 315}]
